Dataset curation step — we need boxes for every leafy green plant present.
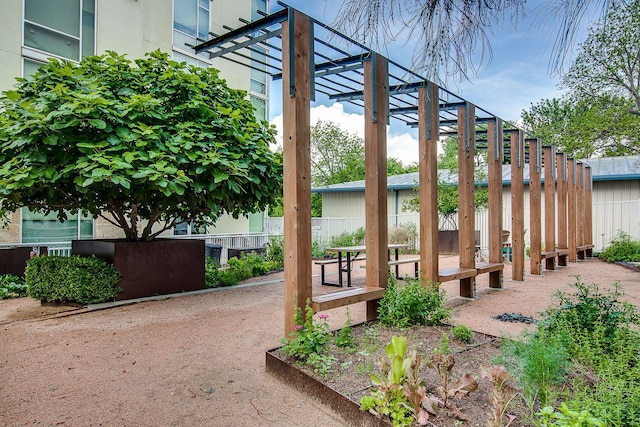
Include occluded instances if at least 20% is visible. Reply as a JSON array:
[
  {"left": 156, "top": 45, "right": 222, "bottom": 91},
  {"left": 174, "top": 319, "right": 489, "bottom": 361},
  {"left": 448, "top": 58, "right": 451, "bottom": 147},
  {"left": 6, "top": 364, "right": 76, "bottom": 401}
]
[
  {"left": 537, "top": 403, "right": 605, "bottom": 427},
  {"left": 500, "top": 331, "right": 569, "bottom": 407},
  {"left": 480, "top": 365, "right": 519, "bottom": 427},
  {"left": 360, "top": 336, "right": 429, "bottom": 427},
  {"left": 328, "top": 227, "right": 365, "bottom": 248},
  {"left": 427, "top": 334, "right": 479, "bottom": 412},
  {"left": 264, "top": 235, "right": 285, "bottom": 268},
  {"left": 205, "top": 253, "right": 280, "bottom": 288},
  {"left": 0, "top": 50, "right": 282, "bottom": 241},
  {"left": 25, "top": 255, "right": 122, "bottom": 304},
  {"left": 334, "top": 309, "right": 356, "bottom": 349},
  {"left": 389, "top": 222, "right": 418, "bottom": 253},
  {"left": 598, "top": 231, "right": 640, "bottom": 262},
  {"left": 378, "top": 275, "right": 450, "bottom": 328},
  {"left": 539, "top": 277, "right": 638, "bottom": 354},
  {"left": 281, "top": 300, "right": 331, "bottom": 360},
  {"left": 0, "top": 274, "right": 28, "bottom": 299},
  {"left": 452, "top": 325, "right": 473, "bottom": 343}
]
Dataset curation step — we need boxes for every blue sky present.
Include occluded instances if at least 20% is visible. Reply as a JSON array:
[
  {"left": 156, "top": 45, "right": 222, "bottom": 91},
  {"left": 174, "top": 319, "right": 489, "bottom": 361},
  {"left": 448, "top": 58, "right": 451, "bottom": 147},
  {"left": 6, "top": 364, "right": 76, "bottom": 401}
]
[{"left": 267, "top": 1, "right": 599, "bottom": 164}]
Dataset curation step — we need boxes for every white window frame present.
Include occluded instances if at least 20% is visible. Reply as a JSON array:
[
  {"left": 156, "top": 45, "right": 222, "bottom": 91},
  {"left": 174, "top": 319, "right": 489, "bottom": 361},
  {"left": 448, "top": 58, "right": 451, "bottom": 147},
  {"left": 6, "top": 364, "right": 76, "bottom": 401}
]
[{"left": 22, "top": 0, "right": 96, "bottom": 62}]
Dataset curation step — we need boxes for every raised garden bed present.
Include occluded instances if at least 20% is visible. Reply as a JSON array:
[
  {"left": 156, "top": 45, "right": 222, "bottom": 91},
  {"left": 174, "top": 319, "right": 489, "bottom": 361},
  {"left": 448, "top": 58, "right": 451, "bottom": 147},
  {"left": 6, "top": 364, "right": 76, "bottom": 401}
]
[{"left": 266, "top": 322, "right": 516, "bottom": 427}]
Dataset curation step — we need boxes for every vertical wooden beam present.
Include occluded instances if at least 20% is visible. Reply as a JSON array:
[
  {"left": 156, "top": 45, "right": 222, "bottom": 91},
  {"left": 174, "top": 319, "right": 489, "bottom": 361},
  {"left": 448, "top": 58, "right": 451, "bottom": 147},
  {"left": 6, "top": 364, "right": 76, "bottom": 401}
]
[
  {"left": 511, "top": 130, "right": 525, "bottom": 281},
  {"left": 282, "top": 11, "right": 313, "bottom": 337},
  {"left": 543, "top": 146, "right": 556, "bottom": 270},
  {"left": 457, "top": 103, "right": 476, "bottom": 298},
  {"left": 576, "top": 162, "right": 586, "bottom": 259},
  {"left": 529, "top": 140, "right": 542, "bottom": 275},
  {"left": 363, "top": 53, "right": 389, "bottom": 320},
  {"left": 418, "top": 83, "right": 439, "bottom": 285},
  {"left": 567, "top": 158, "right": 577, "bottom": 263},
  {"left": 556, "top": 152, "right": 568, "bottom": 266},
  {"left": 585, "top": 166, "right": 593, "bottom": 256},
  {"left": 487, "top": 118, "right": 503, "bottom": 288}
]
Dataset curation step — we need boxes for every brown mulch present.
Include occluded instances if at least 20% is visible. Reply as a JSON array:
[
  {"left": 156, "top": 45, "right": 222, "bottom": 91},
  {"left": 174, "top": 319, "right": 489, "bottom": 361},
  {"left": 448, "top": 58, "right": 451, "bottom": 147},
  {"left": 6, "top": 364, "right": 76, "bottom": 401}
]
[{"left": 1, "top": 256, "right": 638, "bottom": 426}]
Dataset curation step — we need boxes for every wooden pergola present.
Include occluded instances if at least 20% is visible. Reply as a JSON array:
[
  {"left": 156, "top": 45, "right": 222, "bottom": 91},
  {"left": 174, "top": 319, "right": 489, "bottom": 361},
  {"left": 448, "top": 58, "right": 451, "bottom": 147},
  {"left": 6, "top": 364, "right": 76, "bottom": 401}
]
[{"left": 194, "top": 5, "right": 594, "bottom": 337}]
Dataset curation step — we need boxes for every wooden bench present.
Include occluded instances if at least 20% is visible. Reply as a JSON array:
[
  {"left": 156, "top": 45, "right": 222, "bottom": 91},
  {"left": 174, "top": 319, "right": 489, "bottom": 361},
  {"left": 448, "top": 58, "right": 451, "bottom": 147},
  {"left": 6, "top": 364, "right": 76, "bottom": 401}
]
[
  {"left": 360, "top": 258, "right": 420, "bottom": 279},
  {"left": 475, "top": 262, "right": 504, "bottom": 275},
  {"left": 557, "top": 248, "right": 569, "bottom": 266},
  {"left": 311, "top": 286, "right": 385, "bottom": 312},
  {"left": 438, "top": 267, "right": 477, "bottom": 283},
  {"left": 315, "top": 255, "right": 366, "bottom": 287},
  {"left": 540, "top": 250, "right": 559, "bottom": 271},
  {"left": 476, "top": 262, "right": 504, "bottom": 289},
  {"left": 577, "top": 244, "right": 594, "bottom": 259}
]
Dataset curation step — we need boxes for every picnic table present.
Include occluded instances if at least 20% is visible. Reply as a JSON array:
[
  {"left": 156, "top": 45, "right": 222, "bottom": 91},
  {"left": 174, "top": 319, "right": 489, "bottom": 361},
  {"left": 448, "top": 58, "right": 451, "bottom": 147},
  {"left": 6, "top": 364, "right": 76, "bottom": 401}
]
[{"left": 320, "top": 243, "right": 409, "bottom": 287}]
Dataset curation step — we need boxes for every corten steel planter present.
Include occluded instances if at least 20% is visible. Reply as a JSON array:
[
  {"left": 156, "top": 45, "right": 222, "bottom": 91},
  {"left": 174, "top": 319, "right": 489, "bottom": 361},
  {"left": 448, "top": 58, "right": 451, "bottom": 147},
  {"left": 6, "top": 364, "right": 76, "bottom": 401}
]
[
  {"left": 72, "top": 239, "right": 205, "bottom": 301},
  {"left": 0, "top": 246, "right": 48, "bottom": 277},
  {"left": 438, "top": 230, "right": 459, "bottom": 255},
  {"left": 265, "top": 349, "right": 390, "bottom": 427}
]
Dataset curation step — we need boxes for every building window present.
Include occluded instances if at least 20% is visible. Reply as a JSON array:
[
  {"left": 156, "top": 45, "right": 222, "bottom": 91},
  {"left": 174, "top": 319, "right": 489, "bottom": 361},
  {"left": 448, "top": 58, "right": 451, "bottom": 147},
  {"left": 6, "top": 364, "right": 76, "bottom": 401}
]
[
  {"left": 21, "top": 208, "right": 93, "bottom": 243},
  {"left": 250, "top": 95, "right": 266, "bottom": 122},
  {"left": 23, "top": 0, "right": 95, "bottom": 61},
  {"left": 172, "top": 50, "right": 210, "bottom": 68},
  {"left": 173, "top": 0, "right": 210, "bottom": 57},
  {"left": 173, "top": 220, "right": 206, "bottom": 236},
  {"left": 23, "top": 58, "right": 44, "bottom": 78}
]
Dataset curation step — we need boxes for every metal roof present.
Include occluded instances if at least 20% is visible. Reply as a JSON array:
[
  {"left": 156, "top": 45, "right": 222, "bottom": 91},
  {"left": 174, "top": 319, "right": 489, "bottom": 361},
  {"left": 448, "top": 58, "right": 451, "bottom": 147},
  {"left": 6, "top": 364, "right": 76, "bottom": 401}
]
[{"left": 312, "top": 155, "right": 640, "bottom": 193}]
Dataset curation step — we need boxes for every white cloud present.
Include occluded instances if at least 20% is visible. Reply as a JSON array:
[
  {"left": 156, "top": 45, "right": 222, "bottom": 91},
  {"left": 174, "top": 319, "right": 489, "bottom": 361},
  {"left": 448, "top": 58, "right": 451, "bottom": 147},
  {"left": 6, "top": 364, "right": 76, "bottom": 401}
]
[{"left": 270, "top": 103, "right": 421, "bottom": 165}]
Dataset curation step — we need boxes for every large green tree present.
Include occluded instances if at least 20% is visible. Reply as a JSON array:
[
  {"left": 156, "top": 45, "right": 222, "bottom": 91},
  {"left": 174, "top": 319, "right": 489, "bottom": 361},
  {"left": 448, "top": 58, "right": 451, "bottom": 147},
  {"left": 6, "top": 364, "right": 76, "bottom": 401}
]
[
  {"left": 522, "top": 96, "right": 640, "bottom": 157},
  {"left": 523, "top": 1, "right": 640, "bottom": 157},
  {"left": 561, "top": 0, "right": 640, "bottom": 116},
  {"left": 0, "top": 51, "right": 282, "bottom": 241}
]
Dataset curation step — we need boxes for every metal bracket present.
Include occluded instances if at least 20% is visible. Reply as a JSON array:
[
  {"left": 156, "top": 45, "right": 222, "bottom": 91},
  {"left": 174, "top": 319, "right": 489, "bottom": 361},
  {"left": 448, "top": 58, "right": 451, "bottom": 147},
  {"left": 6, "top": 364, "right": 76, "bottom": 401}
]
[
  {"left": 464, "top": 103, "right": 471, "bottom": 152},
  {"left": 536, "top": 140, "right": 542, "bottom": 174},
  {"left": 288, "top": 8, "right": 296, "bottom": 98},
  {"left": 371, "top": 54, "right": 378, "bottom": 123},
  {"left": 516, "top": 131, "right": 522, "bottom": 169},
  {"left": 425, "top": 81, "right": 432, "bottom": 140}
]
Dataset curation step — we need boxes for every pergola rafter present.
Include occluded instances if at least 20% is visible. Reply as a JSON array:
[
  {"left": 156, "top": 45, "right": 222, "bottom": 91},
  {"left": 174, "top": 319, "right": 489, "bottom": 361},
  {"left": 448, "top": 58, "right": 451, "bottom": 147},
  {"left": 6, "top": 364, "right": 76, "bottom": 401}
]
[{"left": 193, "top": 3, "right": 593, "bottom": 336}]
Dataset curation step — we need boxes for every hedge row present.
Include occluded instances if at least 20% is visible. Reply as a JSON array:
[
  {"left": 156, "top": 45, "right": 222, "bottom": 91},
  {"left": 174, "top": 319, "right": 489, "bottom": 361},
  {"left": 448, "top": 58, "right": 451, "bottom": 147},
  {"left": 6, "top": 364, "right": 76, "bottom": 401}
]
[{"left": 25, "top": 256, "right": 122, "bottom": 304}]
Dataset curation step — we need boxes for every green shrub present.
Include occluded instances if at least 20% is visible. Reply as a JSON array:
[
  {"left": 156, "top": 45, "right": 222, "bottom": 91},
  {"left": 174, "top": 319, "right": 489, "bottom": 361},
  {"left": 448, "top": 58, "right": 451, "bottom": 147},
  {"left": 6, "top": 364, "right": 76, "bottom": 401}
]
[
  {"left": 451, "top": 324, "right": 473, "bottom": 343},
  {"left": 539, "top": 278, "right": 638, "bottom": 354},
  {"left": 598, "top": 231, "right": 640, "bottom": 262},
  {"left": 264, "top": 235, "right": 285, "bottom": 267},
  {"left": 0, "top": 274, "right": 28, "bottom": 299},
  {"left": 328, "top": 227, "right": 365, "bottom": 248},
  {"left": 205, "top": 252, "right": 280, "bottom": 288},
  {"left": 25, "top": 255, "right": 122, "bottom": 304},
  {"left": 388, "top": 222, "right": 418, "bottom": 253},
  {"left": 501, "top": 331, "right": 570, "bottom": 407},
  {"left": 501, "top": 278, "right": 640, "bottom": 426},
  {"left": 377, "top": 275, "right": 450, "bottom": 328}
]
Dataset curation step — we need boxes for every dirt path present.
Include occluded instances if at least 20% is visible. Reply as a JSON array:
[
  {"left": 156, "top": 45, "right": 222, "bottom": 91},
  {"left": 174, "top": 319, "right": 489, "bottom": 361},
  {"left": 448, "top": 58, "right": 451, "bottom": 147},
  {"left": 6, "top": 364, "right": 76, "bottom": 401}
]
[{"left": 1, "top": 257, "right": 638, "bottom": 426}]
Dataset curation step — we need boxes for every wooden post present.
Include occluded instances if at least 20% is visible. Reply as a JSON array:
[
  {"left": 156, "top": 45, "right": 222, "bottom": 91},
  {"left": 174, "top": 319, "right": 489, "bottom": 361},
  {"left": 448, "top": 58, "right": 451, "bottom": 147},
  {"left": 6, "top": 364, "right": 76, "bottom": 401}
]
[
  {"left": 567, "top": 158, "right": 577, "bottom": 263},
  {"left": 556, "top": 152, "right": 568, "bottom": 266},
  {"left": 543, "top": 146, "right": 556, "bottom": 270},
  {"left": 363, "top": 53, "right": 389, "bottom": 320},
  {"left": 585, "top": 166, "right": 593, "bottom": 256},
  {"left": 511, "top": 130, "right": 525, "bottom": 281},
  {"left": 457, "top": 103, "right": 476, "bottom": 298},
  {"left": 529, "top": 140, "right": 542, "bottom": 275},
  {"left": 487, "top": 118, "right": 503, "bottom": 288},
  {"left": 418, "top": 83, "right": 439, "bottom": 285},
  {"left": 282, "top": 11, "right": 313, "bottom": 337},
  {"left": 577, "top": 162, "right": 586, "bottom": 259}
]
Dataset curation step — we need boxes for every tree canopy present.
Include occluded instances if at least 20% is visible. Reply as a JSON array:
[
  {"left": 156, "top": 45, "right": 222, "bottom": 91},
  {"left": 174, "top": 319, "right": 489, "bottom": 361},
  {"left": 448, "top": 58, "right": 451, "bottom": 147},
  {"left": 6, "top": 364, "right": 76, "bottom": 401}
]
[
  {"left": 561, "top": 0, "right": 640, "bottom": 116},
  {"left": 0, "top": 51, "right": 282, "bottom": 241},
  {"left": 522, "top": 96, "right": 640, "bottom": 157},
  {"left": 522, "top": 1, "right": 640, "bottom": 157}
]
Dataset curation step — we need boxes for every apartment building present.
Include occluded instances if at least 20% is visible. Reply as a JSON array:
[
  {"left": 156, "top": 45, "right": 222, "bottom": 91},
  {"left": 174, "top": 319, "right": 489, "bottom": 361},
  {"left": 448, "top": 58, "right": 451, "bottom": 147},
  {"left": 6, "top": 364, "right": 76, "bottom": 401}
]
[{"left": 0, "top": 0, "right": 269, "bottom": 245}]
